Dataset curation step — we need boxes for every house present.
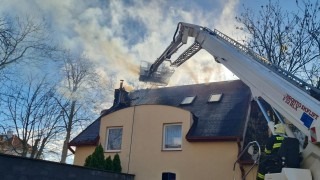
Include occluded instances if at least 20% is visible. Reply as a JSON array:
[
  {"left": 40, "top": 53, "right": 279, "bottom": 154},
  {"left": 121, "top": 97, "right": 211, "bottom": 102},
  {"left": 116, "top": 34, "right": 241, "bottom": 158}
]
[
  {"left": 0, "top": 130, "right": 33, "bottom": 157},
  {"left": 69, "top": 80, "right": 268, "bottom": 180}
]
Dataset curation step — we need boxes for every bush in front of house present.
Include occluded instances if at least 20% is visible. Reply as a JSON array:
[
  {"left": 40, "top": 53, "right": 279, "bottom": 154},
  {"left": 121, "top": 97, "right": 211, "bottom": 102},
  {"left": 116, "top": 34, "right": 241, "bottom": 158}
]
[
  {"left": 89, "top": 144, "right": 105, "bottom": 170},
  {"left": 84, "top": 144, "right": 122, "bottom": 173},
  {"left": 84, "top": 155, "right": 92, "bottom": 167},
  {"left": 113, "top": 153, "right": 122, "bottom": 173},
  {"left": 105, "top": 155, "right": 113, "bottom": 171}
]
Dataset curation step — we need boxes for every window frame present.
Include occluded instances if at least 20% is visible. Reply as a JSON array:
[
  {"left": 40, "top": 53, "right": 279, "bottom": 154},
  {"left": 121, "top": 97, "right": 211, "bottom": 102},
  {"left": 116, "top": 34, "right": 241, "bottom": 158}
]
[
  {"left": 105, "top": 126, "right": 123, "bottom": 152},
  {"left": 207, "top": 93, "right": 223, "bottom": 103},
  {"left": 180, "top": 96, "right": 196, "bottom": 105},
  {"left": 162, "top": 123, "right": 182, "bottom": 151}
]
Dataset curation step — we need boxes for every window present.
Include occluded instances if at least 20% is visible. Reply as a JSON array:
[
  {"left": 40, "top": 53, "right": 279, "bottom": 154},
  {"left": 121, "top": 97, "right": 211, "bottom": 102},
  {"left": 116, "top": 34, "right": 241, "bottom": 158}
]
[
  {"left": 163, "top": 124, "right": 182, "bottom": 150},
  {"left": 208, "top": 93, "right": 223, "bottom": 102},
  {"left": 106, "top": 127, "right": 123, "bottom": 152},
  {"left": 162, "top": 172, "right": 176, "bottom": 180},
  {"left": 180, "top": 96, "right": 196, "bottom": 105}
]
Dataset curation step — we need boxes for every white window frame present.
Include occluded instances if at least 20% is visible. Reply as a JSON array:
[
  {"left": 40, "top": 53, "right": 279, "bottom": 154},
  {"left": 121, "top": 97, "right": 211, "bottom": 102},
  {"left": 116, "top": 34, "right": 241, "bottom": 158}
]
[
  {"left": 180, "top": 96, "right": 196, "bottom": 105},
  {"left": 105, "top": 127, "right": 123, "bottom": 152},
  {"left": 208, "top": 93, "right": 223, "bottom": 102},
  {"left": 163, "top": 123, "right": 182, "bottom": 151}
]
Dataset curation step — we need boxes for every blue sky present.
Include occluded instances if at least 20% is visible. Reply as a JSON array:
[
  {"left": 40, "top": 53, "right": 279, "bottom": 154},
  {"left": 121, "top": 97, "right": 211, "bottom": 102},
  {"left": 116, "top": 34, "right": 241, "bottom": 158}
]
[{"left": 0, "top": 0, "right": 298, "bottom": 88}]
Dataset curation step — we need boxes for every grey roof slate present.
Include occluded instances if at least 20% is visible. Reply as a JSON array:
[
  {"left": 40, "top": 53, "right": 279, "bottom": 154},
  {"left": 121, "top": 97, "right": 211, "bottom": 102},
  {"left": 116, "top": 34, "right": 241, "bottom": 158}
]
[
  {"left": 70, "top": 80, "right": 251, "bottom": 146},
  {"left": 130, "top": 80, "right": 251, "bottom": 140},
  {"left": 69, "top": 117, "right": 100, "bottom": 146}
]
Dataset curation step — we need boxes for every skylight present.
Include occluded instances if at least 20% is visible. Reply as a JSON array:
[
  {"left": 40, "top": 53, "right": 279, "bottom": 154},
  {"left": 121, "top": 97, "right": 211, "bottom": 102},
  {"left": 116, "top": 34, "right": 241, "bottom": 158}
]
[
  {"left": 180, "top": 96, "right": 196, "bottom": 105},
  {"left": 208, "top": 93, "right": 223, "bottom": 102}
]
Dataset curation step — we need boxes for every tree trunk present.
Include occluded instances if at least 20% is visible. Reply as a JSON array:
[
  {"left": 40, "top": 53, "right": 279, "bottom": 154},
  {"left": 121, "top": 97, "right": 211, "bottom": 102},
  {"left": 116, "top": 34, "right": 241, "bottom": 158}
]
[
  {"left": 60, "top": 139, "right": 69, "bottom": 163},
  {"left": 21, "top": 140, "right": 29, "bottom": 157},
  {"left": 30, "top": 139, "right": 40, "bottom": 159},
  {"left": 60, "top": 100, "right": 76, "bottom": 163}
]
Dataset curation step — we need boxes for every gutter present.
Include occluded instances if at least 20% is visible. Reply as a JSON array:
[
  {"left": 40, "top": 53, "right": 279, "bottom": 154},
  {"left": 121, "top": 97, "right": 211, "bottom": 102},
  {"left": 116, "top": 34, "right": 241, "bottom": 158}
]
[
  {"left": 236, "top": 137, "right": 245, "bottom": 178},
  {"left": 186, "top": 136, "right": 242, "bottom": 142},
  {"left": 68, "top": 136, "right": 100, "bottom": 154}
]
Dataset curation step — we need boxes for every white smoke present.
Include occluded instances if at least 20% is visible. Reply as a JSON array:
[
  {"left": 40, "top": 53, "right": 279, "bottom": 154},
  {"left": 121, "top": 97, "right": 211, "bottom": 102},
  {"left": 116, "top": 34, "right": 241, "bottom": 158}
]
[{"left": 0, "top": 0, "right": 243, "bottom": 88}]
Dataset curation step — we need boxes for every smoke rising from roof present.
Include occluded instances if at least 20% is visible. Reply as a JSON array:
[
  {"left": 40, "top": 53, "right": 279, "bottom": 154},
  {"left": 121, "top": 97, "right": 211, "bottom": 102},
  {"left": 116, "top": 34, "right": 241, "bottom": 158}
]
[{"left": 0, "top": 0, "right": 242, "bottom": 89}]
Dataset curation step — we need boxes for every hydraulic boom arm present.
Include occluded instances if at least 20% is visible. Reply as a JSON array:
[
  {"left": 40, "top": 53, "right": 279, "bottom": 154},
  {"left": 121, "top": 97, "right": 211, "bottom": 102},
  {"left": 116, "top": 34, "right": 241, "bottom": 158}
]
[
  {"left": 142, "top": 22, "right": 320, "bottom": 138},
  {"left": 141, "top": 22, "right": 320, "bottom": 180}
]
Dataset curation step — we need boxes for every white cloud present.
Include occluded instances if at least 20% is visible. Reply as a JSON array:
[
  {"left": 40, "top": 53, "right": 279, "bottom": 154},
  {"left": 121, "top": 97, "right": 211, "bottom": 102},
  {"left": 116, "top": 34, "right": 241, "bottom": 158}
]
[{"left": 1, "top": 0, "right": 243, "bottom": 88}]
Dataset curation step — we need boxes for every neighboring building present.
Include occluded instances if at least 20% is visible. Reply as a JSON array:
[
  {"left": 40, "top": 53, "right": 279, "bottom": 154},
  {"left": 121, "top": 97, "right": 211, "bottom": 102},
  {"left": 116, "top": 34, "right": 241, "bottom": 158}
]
[
  {"left": 69, "top": 80, "right": 268, "bottom": 180},
  {"left": 0, "top": 130, "right": 32, "bottom": 157}
]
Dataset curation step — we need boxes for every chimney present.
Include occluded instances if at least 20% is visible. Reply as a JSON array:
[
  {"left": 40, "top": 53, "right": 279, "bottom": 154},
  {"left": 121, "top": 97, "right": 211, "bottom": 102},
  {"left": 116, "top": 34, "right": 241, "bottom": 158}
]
[
  {"left": 120, "top": 79, "right": 124, "bottom": 89},
  {"left": 113, "top": 80, "right": 130, "bottom": 107},
  {"left": 100, "top": 109, "right": 108, "bottom": 115},
  {"left": 7, "top": 130, "right": 13, "bottom": 139}
]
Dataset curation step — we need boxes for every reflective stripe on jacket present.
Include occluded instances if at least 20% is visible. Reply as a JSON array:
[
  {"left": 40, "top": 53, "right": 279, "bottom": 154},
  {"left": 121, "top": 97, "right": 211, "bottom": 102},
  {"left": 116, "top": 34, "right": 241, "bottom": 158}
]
[{"left": 265, "top": 135, "right": 285, "bottom": 154}]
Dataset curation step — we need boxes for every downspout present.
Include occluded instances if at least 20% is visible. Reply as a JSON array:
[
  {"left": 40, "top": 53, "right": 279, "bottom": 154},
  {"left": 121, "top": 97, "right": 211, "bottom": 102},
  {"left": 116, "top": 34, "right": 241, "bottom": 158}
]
[
  {"left": 237, "top": 98, "right": 252, "bottom": 179},
  {"left": 237, "top": 137, "right": 246, "bottom": 179},
  {"left": 127, "top": 106, "right": 136, "bottom": 173}
]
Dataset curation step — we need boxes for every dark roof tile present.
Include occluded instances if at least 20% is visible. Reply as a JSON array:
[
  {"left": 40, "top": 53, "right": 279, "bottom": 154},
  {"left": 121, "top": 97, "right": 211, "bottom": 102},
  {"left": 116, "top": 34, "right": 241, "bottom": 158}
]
[
  {"left": 70, "top": 80, "right": 252, "bottom": 146},
  {"left": 130, "top": 80, "right": 251, "bottom": 140},
  {"left": 69, "top": 117, "right": 101, "bottom": 146}
]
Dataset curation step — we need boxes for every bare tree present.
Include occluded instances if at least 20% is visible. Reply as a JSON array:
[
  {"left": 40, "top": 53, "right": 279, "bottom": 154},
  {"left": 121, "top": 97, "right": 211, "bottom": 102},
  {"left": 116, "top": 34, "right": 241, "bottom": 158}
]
[
  {"left": 300, "top": 0, "right": 320, "bottom": 86},
  {"left": 57, "top": 52, "right": 101, "bottom": 163},
  {"left": 236, "top": 0, "right": 320, "bottom": 87},
  {"left": 0, "top": 15, "right": 55, "bottom": 71},
  {"left": 1, "top": 77, "right": 63, "bottom": 158}
]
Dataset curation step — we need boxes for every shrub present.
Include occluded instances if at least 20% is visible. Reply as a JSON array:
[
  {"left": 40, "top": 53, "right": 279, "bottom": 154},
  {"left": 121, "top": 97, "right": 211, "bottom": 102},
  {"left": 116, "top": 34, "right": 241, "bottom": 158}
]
[
  {"left": 83, "top": 144, "right": 105, "bottom": 170},
  {"left": 113, "top": 153, "right": 122, "bottom": 173},
  {"left": 84, "top": 155, "right": 92, "bottom": 167},
  {"left": 105, "top": 156, "right": 113, "bottom": 171},
  {"left": 83, "top": 145, "right": 122, "bottom": 172}
]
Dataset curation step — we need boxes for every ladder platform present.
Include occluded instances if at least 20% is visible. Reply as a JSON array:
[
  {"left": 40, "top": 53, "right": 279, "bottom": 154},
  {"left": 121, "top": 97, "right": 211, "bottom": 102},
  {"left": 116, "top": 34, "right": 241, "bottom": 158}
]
[{"left": 265, "top": 168, "right": 312, "bottom": 180}]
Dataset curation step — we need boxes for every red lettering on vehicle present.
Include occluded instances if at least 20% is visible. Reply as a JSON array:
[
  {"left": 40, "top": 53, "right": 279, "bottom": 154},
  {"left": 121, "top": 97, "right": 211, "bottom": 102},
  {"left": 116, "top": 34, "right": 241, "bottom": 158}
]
[{"left": 283, "top": 94, "right": 318, "bottom": 120}]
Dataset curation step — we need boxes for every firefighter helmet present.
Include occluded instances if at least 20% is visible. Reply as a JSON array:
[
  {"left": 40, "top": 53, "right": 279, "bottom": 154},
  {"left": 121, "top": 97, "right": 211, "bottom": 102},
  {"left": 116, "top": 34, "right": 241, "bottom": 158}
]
[{"left": 274, "top": 123, "right": 285, "bottom": 134}]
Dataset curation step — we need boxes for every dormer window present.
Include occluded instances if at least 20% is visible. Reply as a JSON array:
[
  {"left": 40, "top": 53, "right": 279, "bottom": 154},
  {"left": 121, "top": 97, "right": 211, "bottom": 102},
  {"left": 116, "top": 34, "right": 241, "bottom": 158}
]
[
  {"left": 180, "top": 96, "right": 196, "bottom": 105},
  {"left": 208, "top": 93, "right": 223, "bottom": 103}
]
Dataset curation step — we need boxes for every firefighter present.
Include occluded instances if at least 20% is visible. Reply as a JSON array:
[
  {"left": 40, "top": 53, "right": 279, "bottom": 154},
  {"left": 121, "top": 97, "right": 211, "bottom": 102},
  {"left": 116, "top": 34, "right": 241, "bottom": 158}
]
[{"left": 257, "top": 123, "right": 286, "bottom": 180}]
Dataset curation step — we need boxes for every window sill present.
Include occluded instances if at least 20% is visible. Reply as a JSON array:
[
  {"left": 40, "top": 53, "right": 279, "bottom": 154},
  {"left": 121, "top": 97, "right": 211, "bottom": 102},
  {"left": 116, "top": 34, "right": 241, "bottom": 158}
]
[
  {"left": 162, "top": 149, "right": 182, "bottom": 152},
  {"left": 105, "top": 150, "right": 121, "bottom": 153}
]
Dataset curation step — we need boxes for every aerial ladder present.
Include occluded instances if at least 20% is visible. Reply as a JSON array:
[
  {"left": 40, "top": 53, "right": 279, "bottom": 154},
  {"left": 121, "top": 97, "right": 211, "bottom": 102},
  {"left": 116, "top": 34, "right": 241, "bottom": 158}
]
[{"left": 139, "top": 22, "right": 320, "bottom": 179}]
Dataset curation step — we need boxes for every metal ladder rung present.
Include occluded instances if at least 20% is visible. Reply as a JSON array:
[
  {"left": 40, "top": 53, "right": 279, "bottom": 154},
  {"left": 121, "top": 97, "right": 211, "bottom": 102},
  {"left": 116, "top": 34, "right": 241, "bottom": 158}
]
[{"left": 171, "top": 42, "right": 201, "bottom": 67}]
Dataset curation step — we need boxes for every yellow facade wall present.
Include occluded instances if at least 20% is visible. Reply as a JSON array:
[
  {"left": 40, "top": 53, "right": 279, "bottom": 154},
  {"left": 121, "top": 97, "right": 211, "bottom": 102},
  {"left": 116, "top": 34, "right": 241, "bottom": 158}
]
[
  {"left": 74, "top": 105, "right": 257, "bottom": 180},
  {"left": 243, "top": 165, "right": 259, "bottom": 180},
  {"left": 73, "top": 146, "right": 95, "bottom": 166}
]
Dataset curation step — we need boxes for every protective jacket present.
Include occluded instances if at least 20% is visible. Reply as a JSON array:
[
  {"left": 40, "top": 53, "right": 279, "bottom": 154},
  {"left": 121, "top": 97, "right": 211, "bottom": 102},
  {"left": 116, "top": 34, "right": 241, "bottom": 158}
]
[
  {"left": 257, "top": 134, "right": 285, "bottom": 180},
  {"left": 264, "top": 134, "right": 285, "bottom": 155}
]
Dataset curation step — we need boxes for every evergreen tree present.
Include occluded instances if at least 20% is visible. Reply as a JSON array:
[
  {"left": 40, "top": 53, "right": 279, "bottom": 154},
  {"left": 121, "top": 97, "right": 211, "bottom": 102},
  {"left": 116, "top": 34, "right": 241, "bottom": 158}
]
[
  {"left": 113, "top": 153, "right": 122, "bottom": 173},
  {"left": 84, "top": 144, "right": 106, "bottom": 170},
  {"left": 91, "top": 144, "right": 106, "bottom": 170},
  {"left": 105, "top": 156, "right": 113, "bottom": 171},
  {"left": 84, "top": 155, "right": 92, "bottom": 167}
]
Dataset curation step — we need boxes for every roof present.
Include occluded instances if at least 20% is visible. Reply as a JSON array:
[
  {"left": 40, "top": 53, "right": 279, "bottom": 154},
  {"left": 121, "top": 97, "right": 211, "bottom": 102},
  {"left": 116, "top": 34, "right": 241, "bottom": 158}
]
[
  {"left": 130, "top": 80, "right": 251, "bottom": 141},
  {"left": 68, "top": 118, "right": 100, "bottom": 146},
  {"left": 0, "top": 134, "right": 32, "bottom": 150},
  {"left": 69, "top": 106, "right": 125, "bottom": 146},
  {"left": 70, "top": 80, "right": 252, "bottom": 146}
]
